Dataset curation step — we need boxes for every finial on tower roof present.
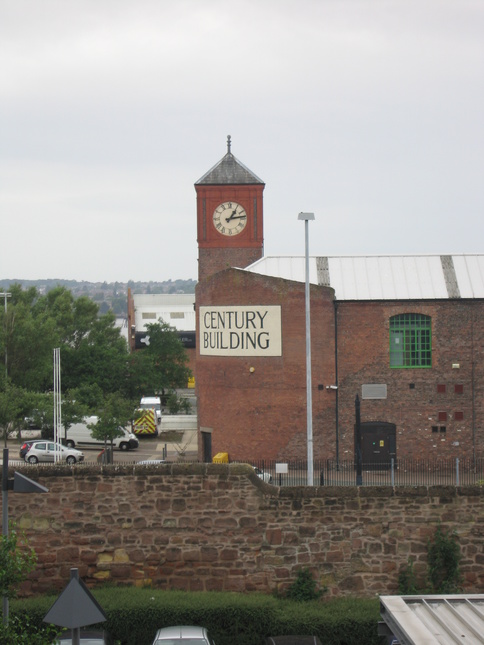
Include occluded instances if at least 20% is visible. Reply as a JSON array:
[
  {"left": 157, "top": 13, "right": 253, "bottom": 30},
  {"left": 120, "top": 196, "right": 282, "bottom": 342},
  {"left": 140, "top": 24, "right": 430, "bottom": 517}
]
[{"left": 227, "top": 134, "right": 231, "bottom": 154}]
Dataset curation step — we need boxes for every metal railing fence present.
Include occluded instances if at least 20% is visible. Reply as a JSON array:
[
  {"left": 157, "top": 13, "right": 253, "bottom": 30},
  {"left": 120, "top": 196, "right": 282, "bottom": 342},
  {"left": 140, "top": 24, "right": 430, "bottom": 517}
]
[{"left": 245, "top": 457, "right": 484, "bottom": 487}]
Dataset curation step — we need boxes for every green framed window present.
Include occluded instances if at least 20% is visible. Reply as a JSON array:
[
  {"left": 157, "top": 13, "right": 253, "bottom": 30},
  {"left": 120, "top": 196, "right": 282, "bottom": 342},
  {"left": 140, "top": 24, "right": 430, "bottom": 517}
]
[{"left": 389, "top": 313, "right": 431, "bottom": 368}]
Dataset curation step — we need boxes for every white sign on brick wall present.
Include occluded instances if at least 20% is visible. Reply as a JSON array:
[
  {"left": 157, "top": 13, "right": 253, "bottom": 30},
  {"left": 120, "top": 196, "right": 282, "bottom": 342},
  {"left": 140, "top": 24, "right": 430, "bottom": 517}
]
[
  {"left": 362, "top": 384, "right": 388, "bottom": 399},
  {"left": 199, "top": 305, "right": 282, "bottom": 356}
]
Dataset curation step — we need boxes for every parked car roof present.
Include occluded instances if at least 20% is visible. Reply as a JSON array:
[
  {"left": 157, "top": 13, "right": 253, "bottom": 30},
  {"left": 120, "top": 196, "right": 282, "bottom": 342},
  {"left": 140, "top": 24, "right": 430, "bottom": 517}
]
[
  {"left": 152, "top": 625, "right": 214, "bottom": 644},
  {"left": 266, "top": 637, "right": 323, "bottom": 645},
  {"left": 56, "top": 629, "right": 109, "bottom": 644}
]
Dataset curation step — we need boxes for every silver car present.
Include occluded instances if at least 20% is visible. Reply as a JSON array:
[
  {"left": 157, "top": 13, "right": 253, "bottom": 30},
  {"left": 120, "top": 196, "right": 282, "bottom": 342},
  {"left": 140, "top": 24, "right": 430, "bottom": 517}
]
[
  {"left": 152, "top": 626, "right": 215, "bottom": 645},
  {"left": 24, "top": 441, "right": 84, "bottom": 465}
]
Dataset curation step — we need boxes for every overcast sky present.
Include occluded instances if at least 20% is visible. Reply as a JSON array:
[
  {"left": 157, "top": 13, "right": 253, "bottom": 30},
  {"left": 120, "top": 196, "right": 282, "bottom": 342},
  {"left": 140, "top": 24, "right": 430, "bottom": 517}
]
[{"left": 1, "top": 0, "right": 483, "bottom": 283}]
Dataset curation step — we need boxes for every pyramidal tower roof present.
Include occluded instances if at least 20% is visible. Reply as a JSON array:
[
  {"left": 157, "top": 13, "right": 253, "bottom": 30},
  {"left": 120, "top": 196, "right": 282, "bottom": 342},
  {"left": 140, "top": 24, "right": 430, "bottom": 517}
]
[{"left": 195, "top": 136, "right": 265, "bottom": 185}]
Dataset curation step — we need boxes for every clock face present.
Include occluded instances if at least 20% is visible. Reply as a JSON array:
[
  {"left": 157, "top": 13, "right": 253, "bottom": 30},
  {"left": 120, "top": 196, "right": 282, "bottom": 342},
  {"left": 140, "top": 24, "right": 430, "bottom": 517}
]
[{"left": 212, "top": 202, "right": 247, "bottom": 236}]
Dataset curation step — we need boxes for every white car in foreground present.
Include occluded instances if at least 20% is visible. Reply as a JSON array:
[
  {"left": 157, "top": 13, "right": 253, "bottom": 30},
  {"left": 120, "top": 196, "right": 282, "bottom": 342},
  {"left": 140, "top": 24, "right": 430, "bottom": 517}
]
[
  {"left": 24, "top": 441, "right": 84, "bottom": 465},
  {"left": 152, "top": 626, "right": 215, "bottom": 645}
]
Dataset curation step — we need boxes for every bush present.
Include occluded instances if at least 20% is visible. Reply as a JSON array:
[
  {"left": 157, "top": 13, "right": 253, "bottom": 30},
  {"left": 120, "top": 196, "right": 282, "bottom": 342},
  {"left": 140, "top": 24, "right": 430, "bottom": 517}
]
[
  {"left": 0, "top": 611, "right": 61, "bottom": 645},
  {"left": 285, "top": 568, "right": 325, "bottom": 602},
  {"left": 11, "top": 589, "right": 381, "bottom": 645},
  {"left": 398, "top": 558, "right": 419, "bottom": 595},
  {"left": 398, "top": 523, "right": 463, "bottom": 595},
  {"left": 427, "top": 525, "right": 462, "bottom": 593}
]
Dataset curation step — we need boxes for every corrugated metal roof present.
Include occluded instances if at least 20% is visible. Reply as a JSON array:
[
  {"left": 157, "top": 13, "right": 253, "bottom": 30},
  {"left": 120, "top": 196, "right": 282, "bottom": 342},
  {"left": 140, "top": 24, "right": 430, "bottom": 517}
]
[
  {"left": 245, "top": 255, "right": 484, "bottom": 300},
  {"left": 380, "top": 595, "right": 484, "bottom": 645}
]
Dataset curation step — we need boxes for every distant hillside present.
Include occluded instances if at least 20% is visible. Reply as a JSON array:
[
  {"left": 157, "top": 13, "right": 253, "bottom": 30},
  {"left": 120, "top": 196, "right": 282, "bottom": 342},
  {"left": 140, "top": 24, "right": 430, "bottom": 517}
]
[{"left": 0, "top": 279, "right": 197, "bottom": 317}]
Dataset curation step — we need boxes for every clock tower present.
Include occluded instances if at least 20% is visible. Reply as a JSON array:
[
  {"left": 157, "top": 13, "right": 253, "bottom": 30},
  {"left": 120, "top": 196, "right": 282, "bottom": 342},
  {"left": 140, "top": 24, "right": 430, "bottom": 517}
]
[{"left": 195, "top": 136, "right": 265, "bottom": 282}]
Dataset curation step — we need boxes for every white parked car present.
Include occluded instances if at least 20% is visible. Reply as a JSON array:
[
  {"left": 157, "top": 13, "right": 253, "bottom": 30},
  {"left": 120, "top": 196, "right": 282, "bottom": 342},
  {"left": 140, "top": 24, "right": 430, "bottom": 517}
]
[
  {"left": 24, "top": 441, "right": 84, "bottom": 465},
  {"left": 152, "top": 626, "right": 215, "bottom": 645},
  {"left": 253, "top": 466, "right": 272, "bottom": 483}
]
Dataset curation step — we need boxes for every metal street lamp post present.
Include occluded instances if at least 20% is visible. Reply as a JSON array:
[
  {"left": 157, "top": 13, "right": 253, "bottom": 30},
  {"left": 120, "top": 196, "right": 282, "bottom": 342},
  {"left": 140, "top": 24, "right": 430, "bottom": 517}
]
[
  {"left": 355, "top": 394, "right": 363, "bottom": 486},
  {"left": 298, "top": 212, "right": 315, "bottom": 486},
  {"left": 0, "top": 292, "right": 11, "bottom": 379}
]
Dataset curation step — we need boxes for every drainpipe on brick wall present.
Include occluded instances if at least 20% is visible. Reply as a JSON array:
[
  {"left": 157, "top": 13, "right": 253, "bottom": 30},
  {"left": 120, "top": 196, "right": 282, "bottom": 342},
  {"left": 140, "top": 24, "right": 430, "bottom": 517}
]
[
  {"left": 334, "top": 300, "right": 339, "bottom": 468},
  {"left": 471, "top": 302, "right": 476, "bottom": 464}
]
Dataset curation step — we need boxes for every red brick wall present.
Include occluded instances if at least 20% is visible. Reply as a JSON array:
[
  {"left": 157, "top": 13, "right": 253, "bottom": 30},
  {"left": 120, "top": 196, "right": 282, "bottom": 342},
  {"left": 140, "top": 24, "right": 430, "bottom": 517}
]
[
  {"left": 198, "top": 247, "right": 263, "bottom": 283},
  {"left": 196, "top": 184, "right": 264, "bottom": 282},
  {"left": 195, "top": 267, "right": 484, "bottom": 462},
  {"left": 195, "top": 269, "right": 337, "bottom": 461},
  {"left": 336, "top": 300, "right": 484, "bottom": 460}
]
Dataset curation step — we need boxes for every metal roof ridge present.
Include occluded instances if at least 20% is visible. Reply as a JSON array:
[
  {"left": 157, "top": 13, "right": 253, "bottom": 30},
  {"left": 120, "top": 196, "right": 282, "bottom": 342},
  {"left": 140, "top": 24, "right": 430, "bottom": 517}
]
[{"left": 250, "top": 253, "right": 483, "bottom": 259}]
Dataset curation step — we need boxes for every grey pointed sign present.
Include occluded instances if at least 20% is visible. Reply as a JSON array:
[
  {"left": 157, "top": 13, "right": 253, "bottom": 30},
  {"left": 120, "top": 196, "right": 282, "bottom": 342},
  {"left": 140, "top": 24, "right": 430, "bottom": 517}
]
[
  {"left": 44, "top": 569, "right": 106, "bottom": 629},
  {"left": 13, "top": 471, "right": 49, "bottom": 493}
]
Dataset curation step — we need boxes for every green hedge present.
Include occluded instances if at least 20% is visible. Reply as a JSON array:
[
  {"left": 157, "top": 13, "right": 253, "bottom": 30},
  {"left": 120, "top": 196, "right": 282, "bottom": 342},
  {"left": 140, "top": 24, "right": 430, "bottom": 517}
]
[{"left": 11, "top": 589, "right": 381, "bottom": 645}]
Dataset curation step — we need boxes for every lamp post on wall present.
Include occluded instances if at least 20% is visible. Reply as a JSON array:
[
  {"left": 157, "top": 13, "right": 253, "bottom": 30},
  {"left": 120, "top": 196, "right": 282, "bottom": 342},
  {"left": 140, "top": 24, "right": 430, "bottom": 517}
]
[
  {"left": 298, "top": 212, "right": 315, "bottom": 486},
  {"left": 0, "top": 292, "right": 11, "bottom": 379},
  {"left": 355, "top": 394, "right": 363, "bottom": 486}
]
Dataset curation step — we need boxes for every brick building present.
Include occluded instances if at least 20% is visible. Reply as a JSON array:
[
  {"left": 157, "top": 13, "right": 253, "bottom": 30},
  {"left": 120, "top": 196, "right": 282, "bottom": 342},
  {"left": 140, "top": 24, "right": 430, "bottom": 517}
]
[
  {"left": 195, "top": 140, "right": 484, "bottom": 465},
  {"left": 127, "top": 290, "right": 196, "bottom": 379}
]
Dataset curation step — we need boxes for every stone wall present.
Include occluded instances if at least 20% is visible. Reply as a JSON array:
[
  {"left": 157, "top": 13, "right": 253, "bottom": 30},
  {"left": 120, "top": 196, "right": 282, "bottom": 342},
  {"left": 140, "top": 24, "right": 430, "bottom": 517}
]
[{"left": 5, "top": 464, "right": 484, "bottom": 598}]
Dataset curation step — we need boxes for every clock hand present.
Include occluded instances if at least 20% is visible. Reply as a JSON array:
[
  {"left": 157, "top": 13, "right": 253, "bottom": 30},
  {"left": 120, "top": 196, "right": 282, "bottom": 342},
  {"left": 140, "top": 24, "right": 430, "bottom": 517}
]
[
  {"left": 225, "top": 212, "right": 246, "bottom": 223},
  {"left": 225, "top": 209, "right": 238, "bottom": 222}
]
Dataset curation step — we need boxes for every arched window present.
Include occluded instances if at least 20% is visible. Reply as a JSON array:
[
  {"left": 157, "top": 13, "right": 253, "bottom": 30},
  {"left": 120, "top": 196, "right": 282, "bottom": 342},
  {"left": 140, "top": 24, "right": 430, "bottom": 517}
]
[{"left": 389, "top": 313, "right": 431, "bottom": 368}]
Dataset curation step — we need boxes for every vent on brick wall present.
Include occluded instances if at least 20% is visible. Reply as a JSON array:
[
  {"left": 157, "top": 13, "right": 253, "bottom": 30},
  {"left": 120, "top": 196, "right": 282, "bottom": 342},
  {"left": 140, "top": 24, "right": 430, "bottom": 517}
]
[{"left": 362, "top": 384, "right": 387, "bottom": 399}]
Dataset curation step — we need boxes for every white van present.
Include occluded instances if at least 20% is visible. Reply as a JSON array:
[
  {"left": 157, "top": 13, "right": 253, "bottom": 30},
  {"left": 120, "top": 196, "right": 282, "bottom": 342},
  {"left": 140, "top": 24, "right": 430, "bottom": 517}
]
[
  {"left": 65, "top": 416, "right": 139, "bottom": 451},
  {"left": 140, "top": 396, "right": 162, "bottom": 424}
]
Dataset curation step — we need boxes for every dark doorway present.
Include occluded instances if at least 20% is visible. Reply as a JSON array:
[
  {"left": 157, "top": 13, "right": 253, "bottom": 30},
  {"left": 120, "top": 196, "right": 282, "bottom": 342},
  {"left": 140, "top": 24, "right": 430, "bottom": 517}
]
[
  {"left": 358, "top": 422, "right": 396, "bottom": 470},
  {"left": 202, "top": 431, "right": 212, "bottom": 463}
]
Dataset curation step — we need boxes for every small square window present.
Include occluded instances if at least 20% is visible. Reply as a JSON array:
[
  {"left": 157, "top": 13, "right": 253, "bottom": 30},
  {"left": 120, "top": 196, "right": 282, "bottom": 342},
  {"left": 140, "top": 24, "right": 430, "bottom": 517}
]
[
  {"left": 454, "top": 411, "right": 464, "bottom": 421},
  {"left": 432, "top": 426, "right": 439, "bottom": 433},
  {"left": 440, "top": 426, "right": 447, "bottom": 433},
  {"left": 438, "top": 411, "right": 448, "bottom": 422},
  {"left": 437, "top": 384, "right": 446, "bottom": 393},
  {"left": 455, "top": 384, "right": 464, "bottom": 394}
]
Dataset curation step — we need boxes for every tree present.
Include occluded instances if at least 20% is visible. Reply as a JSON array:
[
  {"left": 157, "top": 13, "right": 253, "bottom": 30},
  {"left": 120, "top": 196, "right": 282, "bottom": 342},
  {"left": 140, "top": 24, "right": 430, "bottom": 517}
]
[
  {"left": 61, "top": 312, "right": 129, "bottom": 395},
  {"left": 0, "top": 527, "right": 36, "bottom": 601},
  {"left": 1, "top": 285, "right": 130, "bottom": 399},
  {"left": 127, "top": 321, "right": 191, "bottom": 406},
  {"left": 23, "top": 392, "right": 54, "bottom": 440},
  {"left": 0, "top": 527, "right": 59, "bottom": 643},
  {"left": 59, "top": 389, "right": 89, "bottom": 442},
  {"left": 2, "top": 286, "right": 58, "bottom": 392},
  {"left": 88, "top": 393, "right": 134, "bottom": 456},
  {"left": 0, "top": 382, "right": 37, "bottom": 447}
]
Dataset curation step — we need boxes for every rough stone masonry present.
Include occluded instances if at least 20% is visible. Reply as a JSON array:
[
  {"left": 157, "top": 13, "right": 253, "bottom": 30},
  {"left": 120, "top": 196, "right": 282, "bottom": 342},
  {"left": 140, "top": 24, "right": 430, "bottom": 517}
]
[{"left": 4, "top": 463, "right": 484, "bottom": 597}]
